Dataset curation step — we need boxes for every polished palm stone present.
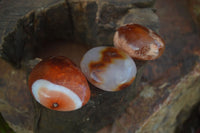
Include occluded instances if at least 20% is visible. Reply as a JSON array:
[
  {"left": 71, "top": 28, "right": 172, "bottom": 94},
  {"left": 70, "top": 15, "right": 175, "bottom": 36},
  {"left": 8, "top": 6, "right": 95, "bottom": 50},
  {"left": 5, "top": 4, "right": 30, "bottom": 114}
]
[
  {"left": 80, "top": 46, "right": 137, "bottom": 91},
  {"left": 113, "top": 23, "right": 165, "bottom": 60},
  {"left": 28, "top": 56, "right": 91, "bottom": 111}
]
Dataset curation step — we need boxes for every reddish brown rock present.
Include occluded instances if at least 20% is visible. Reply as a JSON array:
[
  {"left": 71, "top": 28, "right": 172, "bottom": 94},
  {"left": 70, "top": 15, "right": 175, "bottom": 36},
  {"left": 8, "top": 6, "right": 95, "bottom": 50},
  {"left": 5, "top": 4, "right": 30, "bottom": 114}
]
[{"left": 114, "top": 24, "right": 165, "bottom": 60}]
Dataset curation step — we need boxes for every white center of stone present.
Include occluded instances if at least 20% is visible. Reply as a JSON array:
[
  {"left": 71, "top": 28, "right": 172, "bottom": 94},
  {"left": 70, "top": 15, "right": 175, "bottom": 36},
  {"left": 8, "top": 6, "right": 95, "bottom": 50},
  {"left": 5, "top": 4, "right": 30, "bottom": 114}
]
[{"left": 32, "top": 79, "right": 82, "bottom": 109}]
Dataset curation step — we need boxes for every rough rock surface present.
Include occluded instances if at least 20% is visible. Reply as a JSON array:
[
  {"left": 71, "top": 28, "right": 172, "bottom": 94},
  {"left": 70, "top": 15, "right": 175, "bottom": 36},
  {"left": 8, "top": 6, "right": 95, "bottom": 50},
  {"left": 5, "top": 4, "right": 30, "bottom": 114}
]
[
  {"left": 0, "top": 0, "right": 65, "bottom": 45},
  {"left": 188, "top": 0, "right": 200, "bottom": 30},
  {"left": 97, "top": 0, "right": 200, "bottom": 132},
  {"left": 0, "top": 58, "right": 33, "bottom": 133},
  {"left": 98, "top": 63, "right": 200, "bottom": 133},
  {"left": 0, "top": 0, "right": 157, "bottom": 67}
]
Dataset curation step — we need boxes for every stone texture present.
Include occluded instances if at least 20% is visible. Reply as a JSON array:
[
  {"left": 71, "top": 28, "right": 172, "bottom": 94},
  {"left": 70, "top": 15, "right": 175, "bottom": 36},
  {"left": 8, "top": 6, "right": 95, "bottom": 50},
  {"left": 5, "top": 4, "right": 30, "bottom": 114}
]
[
  {"left": 0, "top": 0, "right": 65, "bottom": 45},
  {"left": 0, "top": 0, "right": 159, "bottom": 67},
  {"left": 99, "top": 0, "right": 155, "bottom": 8},
  {"left": 0, "top": 1, "right": 158, "bottom": 132},
  {"left": 0, "top": 57, "right": 146, "bottom": 133},
  {"left": 98, "top": 63, "right": 200, "bottom": 133},
  {"left": 95, "top": 8, "right": 158, "bottom": 46},
  {"left": 2, "top": 0, "right": 199, "bottom": 133},
  {"left": 137, "top": 64, "right": 200, "bottom": 133},
  {"left": 1, "top": 3, "right": 72, "bottom": 67},
  {"left": 0, "top": 58, "right": 34, "bottom": 133},
  {"left": 97, "top": 0, "right": 200, "bottom": 132},
  {"left": 188, "top": 0, "right": 200, "bottom": 30},
  {"left": 116, "top": 8, "right": 159, "bottom": 32}
]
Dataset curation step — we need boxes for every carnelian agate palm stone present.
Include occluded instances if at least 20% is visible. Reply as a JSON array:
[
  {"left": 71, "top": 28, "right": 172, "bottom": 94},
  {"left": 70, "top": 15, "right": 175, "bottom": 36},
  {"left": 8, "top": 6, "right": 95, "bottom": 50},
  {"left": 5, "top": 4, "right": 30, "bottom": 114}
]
[
  {"left": 80, "top": 47, "right": 137, "bottom": 91},
  {"left": 114, "top": 24, "right": 165, "bottom": 60},
  {"left": 28, "top": 56, "right": 90, "bottom": 111}
]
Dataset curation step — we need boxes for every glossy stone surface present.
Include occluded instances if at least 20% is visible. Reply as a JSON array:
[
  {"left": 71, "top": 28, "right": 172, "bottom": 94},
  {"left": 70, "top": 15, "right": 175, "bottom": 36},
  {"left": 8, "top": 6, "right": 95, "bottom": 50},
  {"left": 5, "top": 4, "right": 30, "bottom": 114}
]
[
  {"left": 80, "top": 46, "right": 137, "bottom": 91},
  {"left": 28, "top": 56, "right": 90, "bottom": 111},
  {"left": 113, "top": 24, "right": 165, "bottom": 60}
]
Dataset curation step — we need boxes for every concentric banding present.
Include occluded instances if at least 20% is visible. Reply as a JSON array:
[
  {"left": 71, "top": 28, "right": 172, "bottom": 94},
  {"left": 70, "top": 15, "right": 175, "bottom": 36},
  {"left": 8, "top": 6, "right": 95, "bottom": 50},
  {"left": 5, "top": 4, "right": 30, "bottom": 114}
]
[
  {"left": 32, "top": 79, "right": 82, "bottom": 111},
  {"left": 81, "top": 46, "right": 137, "bottom": 91}
]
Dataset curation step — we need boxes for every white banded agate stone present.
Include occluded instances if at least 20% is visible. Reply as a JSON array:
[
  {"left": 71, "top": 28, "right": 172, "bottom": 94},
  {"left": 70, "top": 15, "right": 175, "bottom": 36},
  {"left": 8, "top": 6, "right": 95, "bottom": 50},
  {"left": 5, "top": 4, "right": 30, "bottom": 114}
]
[
  {"left": 28, "top": 56, "right": 90, "bottom": 111},
  {"left": 80, "top": 47, "right": 137, "bottom": 91}
]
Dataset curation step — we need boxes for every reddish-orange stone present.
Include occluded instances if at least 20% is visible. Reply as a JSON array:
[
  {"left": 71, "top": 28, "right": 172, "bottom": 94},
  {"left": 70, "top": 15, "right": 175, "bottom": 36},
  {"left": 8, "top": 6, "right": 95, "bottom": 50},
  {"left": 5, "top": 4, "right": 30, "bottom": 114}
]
[
  {"left": 28, "top": 56, "right": 90, "bottom": 111},
  {"left": 38, "top": 87, "right": 76, "bottom": 111},
  {"left": 113, "top": 24, "right": 165, "bottom": 60}
]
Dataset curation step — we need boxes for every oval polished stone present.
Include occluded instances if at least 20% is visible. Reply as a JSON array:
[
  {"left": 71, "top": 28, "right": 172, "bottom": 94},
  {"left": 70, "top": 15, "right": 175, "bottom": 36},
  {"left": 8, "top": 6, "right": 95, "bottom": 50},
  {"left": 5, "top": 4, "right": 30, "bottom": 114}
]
[
  {"left": 28, "top": 56, "right": 90, "bottom": 111},
  {"left": 113, "top": 23, "right": 165, "bottom": 60},
  {"left": 80, "top": 47, "right": 137, "bottom": 91}
]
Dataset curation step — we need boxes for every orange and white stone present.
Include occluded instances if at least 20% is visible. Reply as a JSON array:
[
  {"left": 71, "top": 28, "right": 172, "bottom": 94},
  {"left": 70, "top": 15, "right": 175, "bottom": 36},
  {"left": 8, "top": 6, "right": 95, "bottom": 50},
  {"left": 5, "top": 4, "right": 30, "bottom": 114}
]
[
  {"left": 80, "top": 47, "right": 137, "bottom": 91},
  {"left": 28, "top": 56, "right": 90, "bottom": 111},
  {"left": 113, "top": 23, "right": 165, "bottom": 60}
]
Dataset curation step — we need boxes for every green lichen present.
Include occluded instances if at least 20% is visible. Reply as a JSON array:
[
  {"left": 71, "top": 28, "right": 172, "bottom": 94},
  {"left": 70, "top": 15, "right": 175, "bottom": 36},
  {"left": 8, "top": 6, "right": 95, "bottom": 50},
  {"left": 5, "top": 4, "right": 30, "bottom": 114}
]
[{"left": 0, "top": 113, "right": 15, "bottom": 133}]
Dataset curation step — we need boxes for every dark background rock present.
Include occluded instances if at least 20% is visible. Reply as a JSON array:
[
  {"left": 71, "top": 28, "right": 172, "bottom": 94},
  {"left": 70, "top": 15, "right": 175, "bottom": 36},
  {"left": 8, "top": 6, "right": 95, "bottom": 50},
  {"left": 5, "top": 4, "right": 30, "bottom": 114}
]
[
  {"left": 188, "top": 0, "right": 200, "bottom": 31},
  {"left": 99, "top": 0, "right": 155, "bottom": 8},
  {"left": 0, "top": 0, "right": 158, "bottom": 67},
  {"left": 0, "top": 0, "right": 65, "bottom": 45}
]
